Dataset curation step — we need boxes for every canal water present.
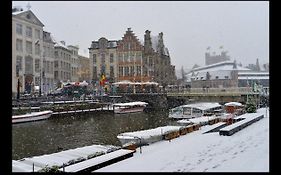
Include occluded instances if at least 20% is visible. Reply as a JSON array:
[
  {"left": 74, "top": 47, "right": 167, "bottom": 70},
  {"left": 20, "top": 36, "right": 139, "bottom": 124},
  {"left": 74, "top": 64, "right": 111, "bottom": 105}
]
[{"left": 12, "top": 110, "right": 178, "bottom": 160}]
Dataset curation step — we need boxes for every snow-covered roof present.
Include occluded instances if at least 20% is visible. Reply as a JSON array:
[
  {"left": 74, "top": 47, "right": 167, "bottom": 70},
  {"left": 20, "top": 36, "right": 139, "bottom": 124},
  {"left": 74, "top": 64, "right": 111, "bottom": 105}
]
[
  {"left": 190, "top": 70, "right": 231, "bottom": 80},
  {"left": 54, "top": 41, "right": 69, "bottom": 50},
  {"left": 12, "top": 9, "right": 28, "bottom": 15},
  {"left": 78, "top": 49, "right": 89, "bottom": 58},
  {"left": 188, "top": 61, "right": 250, "bottom": 74},
  {"left": 181, "top": 102, "right": 222, "bottom": 111}
]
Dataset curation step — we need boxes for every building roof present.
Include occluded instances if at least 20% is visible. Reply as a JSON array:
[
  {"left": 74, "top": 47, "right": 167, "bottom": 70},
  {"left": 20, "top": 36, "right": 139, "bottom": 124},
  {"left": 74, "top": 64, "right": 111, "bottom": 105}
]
[
  {"left": 12, "top": 9, "right": 44, "bottom": 27},
  {"left": 89, "top": 40, "right": 118, "bottom": 49},
  {"left": 188, "top": 61, "right": 250, "bottom": 73}
]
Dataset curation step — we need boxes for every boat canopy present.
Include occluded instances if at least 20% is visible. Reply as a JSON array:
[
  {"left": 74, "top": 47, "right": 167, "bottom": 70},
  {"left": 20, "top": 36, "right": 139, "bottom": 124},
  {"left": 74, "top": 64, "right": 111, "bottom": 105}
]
[
  {"left": 181, "top": 102, "right": 222, "bottom": 111},
  {"left": 113, "top": 101, "right": 148, "bottom": 107},
  {"left": 112, "top": 81, "right": 158, "bottom": 86}
]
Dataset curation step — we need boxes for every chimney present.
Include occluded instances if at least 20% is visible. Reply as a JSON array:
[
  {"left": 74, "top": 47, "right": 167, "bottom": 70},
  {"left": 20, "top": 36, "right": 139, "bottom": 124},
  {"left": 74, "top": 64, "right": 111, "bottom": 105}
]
[{"left": 60, "top": 41, "right": 65, "bottom": 46}]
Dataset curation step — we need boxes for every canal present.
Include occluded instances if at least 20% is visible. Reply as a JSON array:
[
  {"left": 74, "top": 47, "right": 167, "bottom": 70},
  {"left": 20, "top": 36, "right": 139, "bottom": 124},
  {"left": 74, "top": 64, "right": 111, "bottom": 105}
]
[{"left": 12, "top": 109, "right": 178, "bottom": 160}]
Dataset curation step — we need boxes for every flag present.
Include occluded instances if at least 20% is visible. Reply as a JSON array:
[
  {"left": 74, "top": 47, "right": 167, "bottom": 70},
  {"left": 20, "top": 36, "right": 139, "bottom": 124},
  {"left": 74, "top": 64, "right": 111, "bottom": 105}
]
[
  {"left": 206, "top": 46, "right": 210, "bottom": 50},
  {"left": 100, "top": 74, "right": 106, "bottom": 86}
]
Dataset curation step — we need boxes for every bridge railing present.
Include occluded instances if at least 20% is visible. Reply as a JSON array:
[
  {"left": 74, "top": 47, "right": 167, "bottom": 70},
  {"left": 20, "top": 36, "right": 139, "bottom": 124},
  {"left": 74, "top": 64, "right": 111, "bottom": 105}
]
[{"left": 166, "top": 87, "right": 254, "bottom": 94}]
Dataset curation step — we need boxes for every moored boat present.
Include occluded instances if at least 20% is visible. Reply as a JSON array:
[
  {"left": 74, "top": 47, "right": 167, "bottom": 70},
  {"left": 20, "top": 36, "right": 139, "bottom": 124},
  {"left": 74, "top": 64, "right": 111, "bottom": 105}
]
[
  {"left": 117, "top": 126, "right": 183, "bottom": 146},
  {"left": 169, "top": 102, "right": 222, "bottom": 119},
  {"left": 113, "top": 101, "right": 148, "bottom": 114},
  {"left": 12, "top": 110, "right": 53, "bottom": 124}
]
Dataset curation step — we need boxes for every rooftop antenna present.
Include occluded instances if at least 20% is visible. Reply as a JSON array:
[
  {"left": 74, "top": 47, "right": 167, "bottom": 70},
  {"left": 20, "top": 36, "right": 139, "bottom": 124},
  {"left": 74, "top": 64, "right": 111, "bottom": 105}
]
[{"left": 26, "top": 2, "right": 31, "bottom": 10}]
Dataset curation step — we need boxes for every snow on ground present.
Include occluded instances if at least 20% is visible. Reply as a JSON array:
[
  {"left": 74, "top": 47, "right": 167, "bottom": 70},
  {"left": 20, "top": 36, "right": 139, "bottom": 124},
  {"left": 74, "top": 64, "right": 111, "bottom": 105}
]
[{"left": 96, "top": 108, "right": 269, "bottom": 172}]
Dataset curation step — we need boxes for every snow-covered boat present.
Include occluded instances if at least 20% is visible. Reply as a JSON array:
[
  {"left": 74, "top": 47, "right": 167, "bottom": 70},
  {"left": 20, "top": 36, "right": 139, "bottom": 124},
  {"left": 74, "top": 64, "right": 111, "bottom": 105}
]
[
  {"left": 12, "top": 110, "right": 53, "bottom": 124},
  {"left": 169, "top": 102, "right": 222, "bottom": 119},
  {"left": 113, "top": 101, "right": 148, "bottom": 114},
  {"left": 117, "top": 126, "right": 183, "bottom": 146}
]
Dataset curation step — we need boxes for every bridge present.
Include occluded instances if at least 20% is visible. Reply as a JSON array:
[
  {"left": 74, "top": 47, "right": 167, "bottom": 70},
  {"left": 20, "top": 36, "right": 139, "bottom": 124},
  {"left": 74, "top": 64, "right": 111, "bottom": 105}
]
[{"left": 122, "top": 87, "right": 266, "bottom": 109}]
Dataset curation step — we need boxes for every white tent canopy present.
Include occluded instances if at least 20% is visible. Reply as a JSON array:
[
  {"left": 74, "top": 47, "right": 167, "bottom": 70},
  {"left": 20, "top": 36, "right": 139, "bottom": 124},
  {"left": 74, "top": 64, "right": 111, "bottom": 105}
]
[
  {"left": 112, "top": 81, "right": 159, "bottom": 86},
  {"left": 224, "top": 102, "right": 243, "bottom": 107}
]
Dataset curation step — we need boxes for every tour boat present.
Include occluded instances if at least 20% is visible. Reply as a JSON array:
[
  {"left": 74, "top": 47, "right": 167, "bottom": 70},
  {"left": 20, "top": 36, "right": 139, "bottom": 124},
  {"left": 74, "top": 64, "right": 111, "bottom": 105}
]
[
  {"left": 113, "top": 101, "right": 148, "bottom": 114},
  {"left": 168, "top": 102, "right": 222, "bottom": 119},
  {"left": 12, "top": 110, "right": 53, "bottom": 124}
]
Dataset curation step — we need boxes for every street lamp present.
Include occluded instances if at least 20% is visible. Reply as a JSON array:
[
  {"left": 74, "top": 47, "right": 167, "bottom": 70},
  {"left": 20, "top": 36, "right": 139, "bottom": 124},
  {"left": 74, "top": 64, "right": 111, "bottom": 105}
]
[{"left": 16, "top": 65, "right": 20, "bottom": 100}]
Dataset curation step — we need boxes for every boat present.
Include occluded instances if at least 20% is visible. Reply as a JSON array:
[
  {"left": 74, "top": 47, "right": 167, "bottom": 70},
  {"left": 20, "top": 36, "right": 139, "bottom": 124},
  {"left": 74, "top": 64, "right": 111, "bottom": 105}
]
[
  {"left": 12, "top": 110, "right": 53, "bottom": 124},
  {"left": 117, "top": 126, "right": 183, "bottom": 146},
  {"left": 169, "top": 102, "right": 222, "bottom": 119},
  {"left": 112, "top": 101, "right": 148, "bottom": 114}
]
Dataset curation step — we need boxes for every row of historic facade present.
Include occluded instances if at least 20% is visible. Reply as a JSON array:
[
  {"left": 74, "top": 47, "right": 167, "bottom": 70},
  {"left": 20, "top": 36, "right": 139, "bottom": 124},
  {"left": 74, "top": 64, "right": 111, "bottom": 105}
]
[
  {"left": 12, "top": 7, "right": 90, "bottom": 96},
  {"left": 89, "top": 28, "right": 177, "bottom": 86},
  {"left": 12, "top": 7, "right": 177, "bottom": 97}
]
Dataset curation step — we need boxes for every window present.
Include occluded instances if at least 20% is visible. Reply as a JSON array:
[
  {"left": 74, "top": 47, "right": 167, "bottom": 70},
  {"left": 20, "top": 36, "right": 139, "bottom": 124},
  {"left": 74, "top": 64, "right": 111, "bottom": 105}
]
[
  {"left": 26, "top": 26, "right": 32, "bottom": 38},
  {"left": 35, "top": 29, "right": 40, "bottom": 39},
  {"left": 26, "top": 41, "right": 32, "bottom": 54},
  {"left": 216, "top": 76, "right": 219, "bottom": 79},
  {"left": 93, "top": 66, "right": 97, "bottom": 78},
  {"left": 35, "top": 77, "right": 40, "bottom": 86},
  {"left": 35, "top": 59, "right": 40, "bottom": 72},
  {"left": 101, "top": 65, "right": 106, "bottom": 75},
  {"left": 101, "top": 54, "right": 105, "bottom": 63},
  {"left": 137, "top": 66, "right": 141, "bottom": 76},
  {"left": 110, "top": 66, "right": 114, "bottom": 77},
  {"left": 16, "top": 56, "right": 22, "bottom": 71},
  {"left": 93, "top": 54, "right": 97, "bottom": 64},
  {"left": 225, "top": 76, "right": 229, "bottom": 79},
  {"left": 124, "top": 67, "right": 129, "bottom": 76},
  {"left": 119, "top": 66, "right": 123, "bottom": 76},
  {"left": 35, "top": 43, "right": 40, "bottom": 55},
  {"left": 124, "top": 52, "right": 129, "bottom": 62},
  {"left": 16, "top": 24, "right": 22, "bottom": 35},
  {"left": 54, "top": 61, "right": 58, "bottom": 68},
  {"left": 110, "top": 53, "right": 114, "bottom": 63},
  {"left": 16, "top": 39, "right": 23, "bottom": 52},
  {"left": 50, "top": 62, "right": 53, "bottom": 72},
  {"left": 25, "top": 56, "right": 33, "bottom": 74},
  {"left": 118, "top": 53, "right": 123, "bottom": 62},
  {"left": 143, "top": 67, "right": 148, "bottom": 76},
  {"left": 130, "top": 66, "right": 134, "bottom": 76}
]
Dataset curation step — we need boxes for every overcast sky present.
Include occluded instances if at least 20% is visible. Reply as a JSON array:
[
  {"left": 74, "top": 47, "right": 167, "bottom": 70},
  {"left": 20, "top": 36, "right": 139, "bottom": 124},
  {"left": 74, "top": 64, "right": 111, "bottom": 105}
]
[{"left": 12, "top": 1, "right": 269, "bottom": 70}]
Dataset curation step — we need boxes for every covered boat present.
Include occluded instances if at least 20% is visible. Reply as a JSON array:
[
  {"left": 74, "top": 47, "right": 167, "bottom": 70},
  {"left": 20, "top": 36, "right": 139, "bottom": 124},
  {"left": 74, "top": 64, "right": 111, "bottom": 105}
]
[
  {"left": 113, "top": 101, "right": 148, "bottom": 114},
  {"left": 12, "top": 110, "right": 53, "bottom": 124},
  {"left": 169, "top": 102, "right": 222, "bottom": 119},
  {"left": 117, "top": 126, "right": 183, "bottom": 146}
]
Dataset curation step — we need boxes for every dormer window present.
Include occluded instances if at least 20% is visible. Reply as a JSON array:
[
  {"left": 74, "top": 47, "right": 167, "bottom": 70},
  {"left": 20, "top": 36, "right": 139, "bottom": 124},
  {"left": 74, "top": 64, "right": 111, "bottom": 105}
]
[{"left": 26, "top": 14, "right": 31, "bottom": 19}]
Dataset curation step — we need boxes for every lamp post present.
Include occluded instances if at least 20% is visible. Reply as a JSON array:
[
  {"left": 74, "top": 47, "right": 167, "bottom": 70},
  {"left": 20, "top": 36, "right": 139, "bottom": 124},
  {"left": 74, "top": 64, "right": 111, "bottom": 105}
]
[{"left": 16, "top": 65, "right": 20, "bottom": 100}]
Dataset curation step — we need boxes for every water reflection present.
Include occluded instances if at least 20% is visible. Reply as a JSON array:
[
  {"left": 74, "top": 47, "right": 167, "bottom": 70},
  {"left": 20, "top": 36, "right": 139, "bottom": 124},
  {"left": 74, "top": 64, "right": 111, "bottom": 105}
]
[{"left": 12, "top": 110, "right": 177, "bottom": 160}]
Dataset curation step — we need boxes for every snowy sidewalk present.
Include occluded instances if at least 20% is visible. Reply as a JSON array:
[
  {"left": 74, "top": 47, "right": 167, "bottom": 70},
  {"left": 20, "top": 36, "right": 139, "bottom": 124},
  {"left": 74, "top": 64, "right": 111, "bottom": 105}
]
[{"left": 96, "top": 108, "right": 269, "bottom": 172}]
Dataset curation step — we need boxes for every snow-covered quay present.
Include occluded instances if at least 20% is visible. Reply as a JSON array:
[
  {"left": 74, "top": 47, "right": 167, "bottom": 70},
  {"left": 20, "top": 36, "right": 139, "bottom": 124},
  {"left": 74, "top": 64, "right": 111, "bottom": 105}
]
[{"left": 96, "top": 108, "right": 269, "bottom": 172}]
